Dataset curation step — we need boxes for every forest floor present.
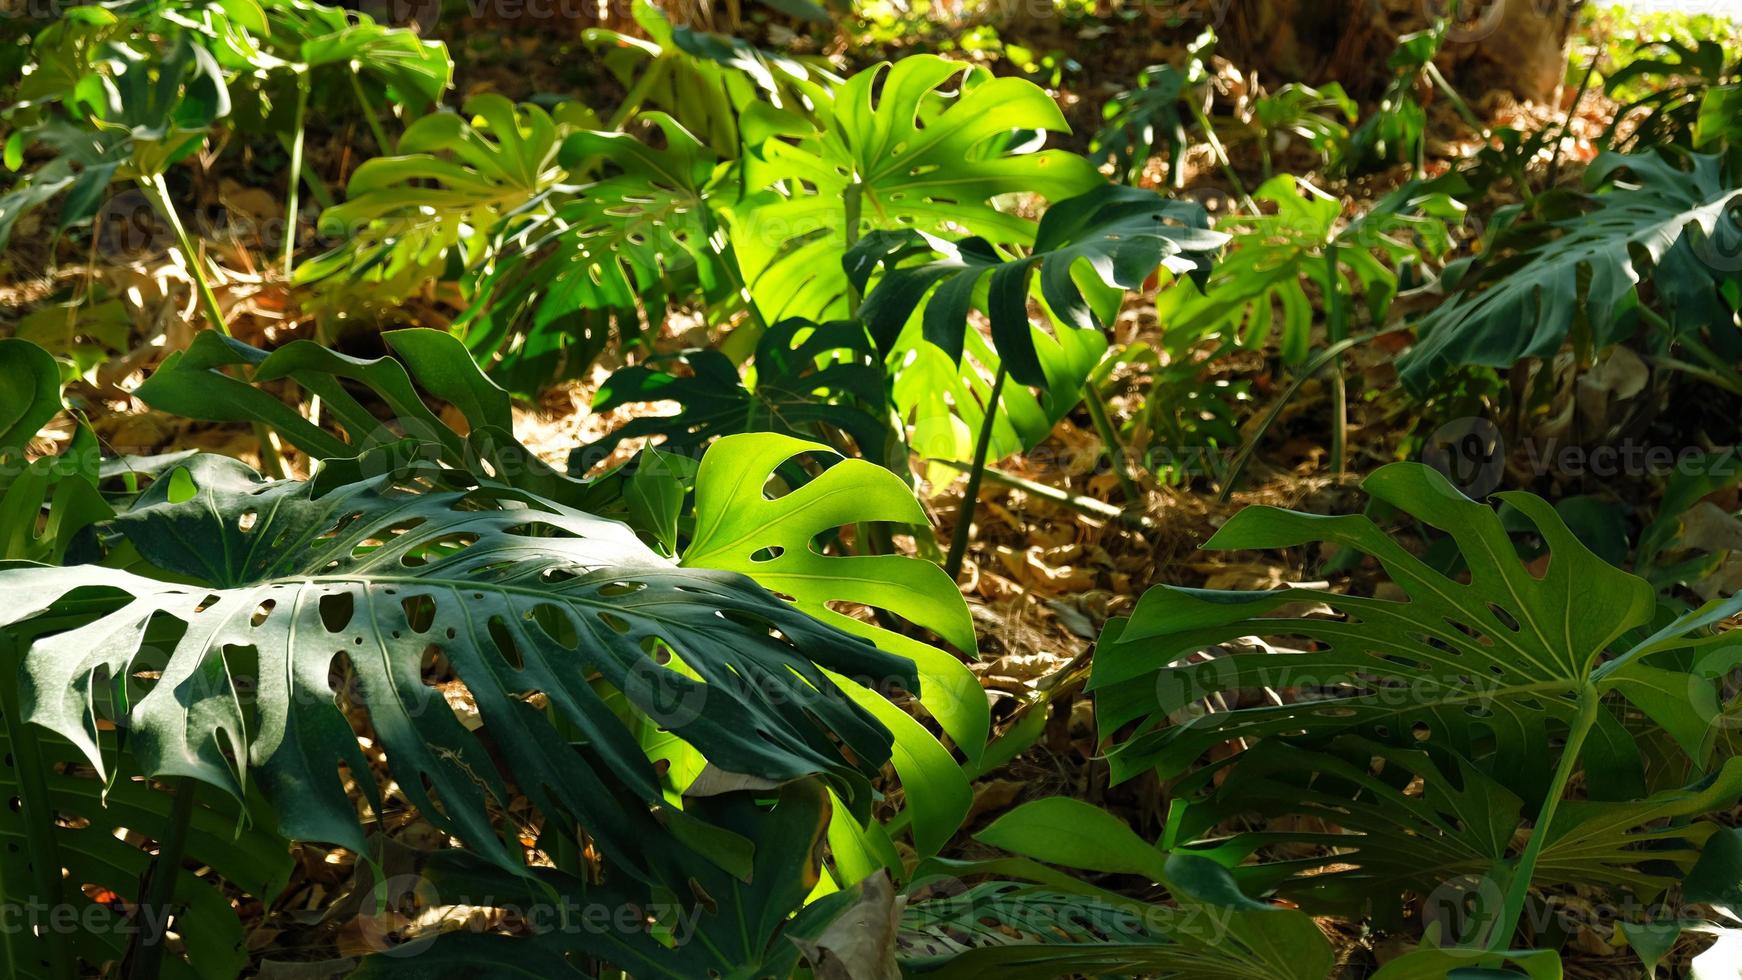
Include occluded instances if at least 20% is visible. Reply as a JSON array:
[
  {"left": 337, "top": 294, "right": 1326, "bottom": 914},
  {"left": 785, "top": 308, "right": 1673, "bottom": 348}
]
[{"left": 2, "top": 1, "right": 1736, "bottom": 976}]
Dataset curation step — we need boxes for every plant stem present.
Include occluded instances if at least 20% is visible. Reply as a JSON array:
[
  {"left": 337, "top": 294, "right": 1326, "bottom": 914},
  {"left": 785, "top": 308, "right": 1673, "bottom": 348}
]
[
  {"left": 843, "top": 181, "right": 865, "bottom": 315},
  {"left": 1477, "top": 684, "right": 1599, "bottom": 952},
  {"left": 1081, "top": 380, "right": 1142, "bottom": 503},
  {"left": 606, "top": 56, "right": 668, "bottom": 132},
  {"left": 1424, "top": 60, "right": 1485, "bottom": 136},
  {"left": 930, "top": 457, "right": 1156, "bottom": 530},
  {"left": 944, "top": 364, "right": 1007, "bottom": 580},
  {"left": 138, "top": 175, "right": 227, "bottom": 337},
  {"left": 0, "top": 634, "right": 75, "bottom": 980},
  {"left": 1546, "top": 39, "right": 1603, "bottom": 188},
  {"left": 1218, "top": 326, "right": 1408, "bottom": 502},
  {"left": 1324, "top": 244, "right": 1348, "bottom": 475},
  {"left": 282, "top": 72, "right": 310, "bottom": 279},
  {"left": 137, "top": 174, "right": 287, "bottom": 478},
  {"left": 348, "top": 72, "right": 393, "bottom": 154},
  {"left": 1187, "top": 100, "right": 1256, "bottom": 213},
  {"left": 127, "top": 777, "right": 198, "bottom": 980}
]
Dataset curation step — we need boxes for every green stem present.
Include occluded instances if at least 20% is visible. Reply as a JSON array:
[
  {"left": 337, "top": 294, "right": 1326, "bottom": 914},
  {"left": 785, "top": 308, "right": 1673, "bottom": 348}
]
[
  {"left": 349, "top": 72, "right": 393, "bottom": 154},
  {"left": 1081, "top": 380, "right": 1141, "bottom": 503},
  {"left": 127, "top": 777, "right": 198, "bottom": 980},
  {"left": 607, "top": 56, "right": 668, "bottom": 132},
  {"left": 282, "top": 72, "right": 310, "bottom": 279},
  {"left": 1477, "top": 684, "right": 1600, "bottom": 951},
  {"left": 944, "top": 364, "right": 1007, "bottom": 580},
  {"left": 1187, "top": 99, "right": 1256, "bottom": 213},
  {"left": 843, "top": 181, "right": 865, "bottom": 315},
  {"left": 1218, "top": 326, "right": 1407, "bottom": 502},
  {"left": 137, "top": 175, "right": 286, "bottom": 478},
  {"left": 930, "top": 457, "right": 1156, "bottom": 530},
  {"left": 1546, "top": 40, "right": 1602, "bottom": 188},
  {"left": 1424, "top": 60, "right": 1485, "bottom": 136},
  {"left": 1324, "top": 244, "right": 1348, "bottom": 475},
  {"left": 0, "top": 635, "right": 75, "bottom": 980},
  {"left": 137, "top": 175, "right": 227, "bottom": 337}
]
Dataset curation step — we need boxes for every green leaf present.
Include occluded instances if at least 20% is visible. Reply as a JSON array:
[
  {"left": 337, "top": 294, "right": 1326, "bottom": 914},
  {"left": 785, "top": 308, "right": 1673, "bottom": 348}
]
[
  {"left": 1170, "top": 736, "right": 1742, "bottom": 923},
  {"left": 1400, "top": 151, "right": 1742, "bottom": 391},
  {"left": 0, "top": 337, "right": 61, "bottom": 459},
  {"left": 853, "top": 184, "right": 1223, "bottom": 385},
  {"left": 1090, "top": 462, "right": 1680, "bottom": 793},
  {"left": 732, "top": 54, "right": 1101, "bottom": 324},
  {"left": 684, "top": 433, "right": 984, "bottom": 855},
  {"left": 977, "top": 797, "right": 1171, "bottom": 880},
  {"left": 298, "top": 94, "right": 573, "bottom": 306},
  {"left": 577, "top": 317, "right": 894, "bottom": 472},
  {"left": 1372, "top": 948, "right": 1562, "bottom": 980},
  {"left": 352, "top": 779, "right": 837, "bottom": 979},
  {"left": 3, "top": 454, "right": 914, "bottom": 888},
  {"left": 456, "top": 113, "right": 729, "bottom": 393}
]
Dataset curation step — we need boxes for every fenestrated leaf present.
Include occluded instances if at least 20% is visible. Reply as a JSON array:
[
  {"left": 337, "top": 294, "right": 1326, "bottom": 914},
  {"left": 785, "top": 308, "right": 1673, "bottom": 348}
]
[
  {"left": 960, "top": 797, "right": 1334, "bottom": 980},
  {"left": 1170, "top": 736, "right": 1742, "bottom": 923},
  {"left": 2, "top": 454, "right": 914, "bottom": 889},
  {"left": 1089, "top": 462, "right": 1698, "bottom": 796},
  {"left": 731, "top": 54, "right": 1101, "bottom": 324},
  {"left": 852, "top": 184, "right": 1223, "bottom": 385},
  {"left": 576, "top": 317, "right": 894, "bottom": 471},
  {"left": 0, "top": 679, "right": 292, "bottom": 980},
  {"left": 1400, "top": 150, "right": 1742, "bottom": 392},
  {"left": 684, "top": 433, "right": 984, "bottom": 856},
  {"left": 456, "top": 113, "right": 729, "bottom": 393},
  {"left": 351, "top": 778, "right": 838, "bottom": 979},
  {"left": 1154, "top": 176, "right": 1457, "bottom": 365}
]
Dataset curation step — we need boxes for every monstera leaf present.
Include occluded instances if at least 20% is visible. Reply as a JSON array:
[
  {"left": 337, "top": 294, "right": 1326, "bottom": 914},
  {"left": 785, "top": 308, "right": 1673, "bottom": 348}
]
[
  {"left": 853, "top": 184, "right": 1223, "bottom": 385},
  {"left": 350, "top": 779, "right": 841, "bottom": 979},
  {"left": 297, "top": 94, "right": 589, "bottom": 304},
  {"left": 1154, "top": 176, "right": 1457, "bottom": 364},
  {"left": 731, "top": 54, "right": 1102, "bottom": 324},
  {"left": 1170, "top": 737, "right": 1742, "bottom": 925},
  {"left": 266, "top": 0, "right": 449, "bottom": 111},
  {"left": 0, "top": 454, "right": 914, "bottom": 891},
  {"left": 1400, "top": 150, "right": 1742, "bottom": 392},
  {"left": 965, "top": 798, "right": 1335, "bottom": 980},
  {"left": 577, "top": 317, "right": 894, "bottom": 470},
  {"left": 683, "top": 434, "right": 983, "bottom": 857},
  {"left": 1090, "top": 462, "right": 1742, "bottom": 795},
  {"left": 1090, "top": 63, "right": 1188, "bottom": 186},
  {"left": 456, "top": 113, "right": 729, "bottom": 393},
  {"left": 0, "top": 669, "right": 292, "bottom": 980},
  {"left": 584, "top": 0, "right": 834, "bottom": 153}
]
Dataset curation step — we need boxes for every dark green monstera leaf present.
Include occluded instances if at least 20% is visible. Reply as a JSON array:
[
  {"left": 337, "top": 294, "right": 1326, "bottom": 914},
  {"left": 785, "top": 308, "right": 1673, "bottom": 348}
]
[
  {"left": 1170, "top": 737, "right": 1742, "bottom": 925},
  {"left": 852, "top": 184, "right": 1223, "bottom": 386},
  {"left": 1400, "top": 150, "right": 1742, "bottom": 391},
  {"left": 348, "top": 778, "right": 840, "bottom": 978},
  {"left": 1091, "top": 462, "right": 1742, "bottom": 796},
  {"left": 0, "top": 454, "right": 915, "bottom": 890}
]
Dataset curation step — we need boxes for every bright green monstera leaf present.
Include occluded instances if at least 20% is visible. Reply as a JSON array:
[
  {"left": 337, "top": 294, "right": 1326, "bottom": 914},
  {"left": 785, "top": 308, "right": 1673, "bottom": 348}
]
[
  {"left": 1400, "top": 150, "right": 1742, "bottom": 392},
  {"left": 1169, "top": 737, "right": 1742, "bottom": 925},
  {"left": 852, "top": 184, "right": 1224, "bottom": 385},
  {"left": 966, "top": 797, "right": 1334, "bottom": 979},
  {"left": 684, "top": 433, "right": 984, "bottom": 856},
  {"left": 1, "top": 453, "right": 914, "bottom": 890},
  {"left": 731, "top": 54, "right": 1102, "bottom": 324},
  {"left": 298, "top": 94, "right": 592, "bottom": 305},
  {"left": 1090, "top": 462, "right": 1742, "bottom": 795}
]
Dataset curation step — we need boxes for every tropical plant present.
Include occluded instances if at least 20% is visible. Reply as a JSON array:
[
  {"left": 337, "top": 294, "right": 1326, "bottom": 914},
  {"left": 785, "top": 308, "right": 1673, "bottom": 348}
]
[
  {"left": 1400, "top": 149, "right": 1742, "bottom": 393},
  {"left": 1093, "top": 462, "right": 1742, "bottom": 950}
]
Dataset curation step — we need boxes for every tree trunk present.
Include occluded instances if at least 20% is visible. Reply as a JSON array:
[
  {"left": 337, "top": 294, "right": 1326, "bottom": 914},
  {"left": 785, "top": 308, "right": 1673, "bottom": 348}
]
[{"left": 1222, "top": 0, "right": 1583, "bottom": 104}]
